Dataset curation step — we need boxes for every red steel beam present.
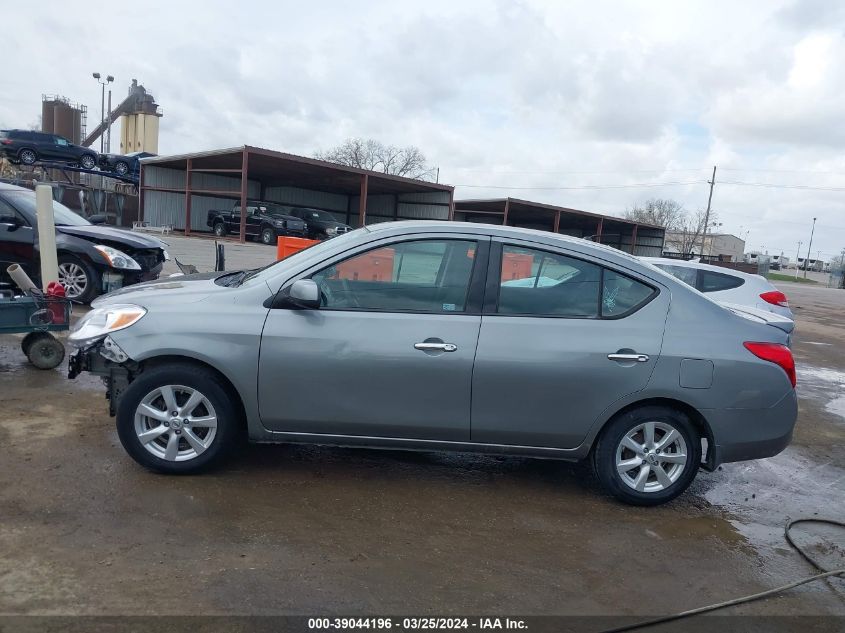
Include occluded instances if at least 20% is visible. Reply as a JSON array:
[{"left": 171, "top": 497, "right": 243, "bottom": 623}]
[
  {"left": 596, "top": 218, "right": 604, "bottom": 243},
  {"left": 502, "top": 198, "right": 510, "bottom": 226},
  {"left": 448, "top": 189, "right": 455, "bottom": 221},
  {"left": 239, "top": 149, "right": 249, "bottom": 243},
  {"left": 631, "top": 224, "right": 638, "bottom": 254},
  {"left": 184, "top": 158, "right": 193, "bottom": 236},
  {"left": 359, "top": 174, "right": 369, "bottom": 226},
  {"left": 553, "top": 210, "right": 561, "bottom": 233},
  {"left": 138, "top": 164, "right": 146, "bottom": 223}
]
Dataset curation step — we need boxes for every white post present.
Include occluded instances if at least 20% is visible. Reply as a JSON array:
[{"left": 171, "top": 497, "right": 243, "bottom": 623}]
[{"left": 35, "top": 184, "right": 59, "bottom": 290}]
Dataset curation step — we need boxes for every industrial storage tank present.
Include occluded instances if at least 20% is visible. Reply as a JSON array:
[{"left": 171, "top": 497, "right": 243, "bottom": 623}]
[{"left": 41, "top": 95, "right": 86, "bottom": 144}]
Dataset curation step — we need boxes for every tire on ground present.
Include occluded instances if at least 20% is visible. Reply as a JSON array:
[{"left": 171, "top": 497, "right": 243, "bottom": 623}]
[
  {"left": 592, "top": 405, "right": 701, "bottom": 506},
  {"left": 115, "top": 362, "right": 241, "bottom": 474}
]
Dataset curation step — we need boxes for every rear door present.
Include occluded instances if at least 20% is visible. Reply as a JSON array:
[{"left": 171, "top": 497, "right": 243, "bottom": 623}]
[
  {"left": 471, "top": 239, "right": 669, "bottom": 448},
  {"left": 258, "top": 234, "right": 487, "bottom": 440}
]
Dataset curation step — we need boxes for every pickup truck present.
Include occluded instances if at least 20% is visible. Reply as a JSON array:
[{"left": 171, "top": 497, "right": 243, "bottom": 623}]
[{"left": 206, "top": 201, "right": 308, "bottom": 244}]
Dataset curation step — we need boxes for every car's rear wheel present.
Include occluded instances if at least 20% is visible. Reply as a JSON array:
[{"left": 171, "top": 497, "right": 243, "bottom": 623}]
[
  {"left": 116, "top": 363, "right": 240, "bottom": 473},
  {"left": 19, "top": 148, "right": 37, "bottom": 165},
  {"left": 79, "top": 155, "right": 96, "bottom": 170},
  {"left": 58, "top": 254, "right": 99, "bottom": 303},
  {"left": 261, "top": 227, "right": 276, "bottom": 245},
  {"left": 592, "top": 405, "right": 700, "bottom": 506},
  {"left": 114, "top": 161, "right": 129, "bottom": 175},
  {"left": 213, "top": 222, "right": 227, "bottom": 237}
]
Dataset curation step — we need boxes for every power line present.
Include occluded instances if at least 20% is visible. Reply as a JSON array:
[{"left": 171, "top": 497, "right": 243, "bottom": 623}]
[
  {"left": 454, "top": 180, "right": 707, "bottom": 191},
  {"left": 720, "top": 180, "right": 845, "bottom": 192}
]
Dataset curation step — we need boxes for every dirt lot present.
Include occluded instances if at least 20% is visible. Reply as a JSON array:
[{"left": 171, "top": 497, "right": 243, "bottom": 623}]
[{"left": 0, "top": 279, "right": 843, "bottom": 624}]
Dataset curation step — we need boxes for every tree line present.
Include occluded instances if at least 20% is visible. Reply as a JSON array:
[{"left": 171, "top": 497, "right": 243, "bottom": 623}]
[{"left": 624, "top": 198, "right": 717, "bottom": 256}]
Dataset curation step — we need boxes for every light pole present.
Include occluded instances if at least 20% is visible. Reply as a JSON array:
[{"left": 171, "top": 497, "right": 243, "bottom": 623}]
[
  {"left": 804, "top": 217, "right": 817, "bottom": 279},
  {"left": 92, "top": 72, "right": 114, "bottom": 153}
]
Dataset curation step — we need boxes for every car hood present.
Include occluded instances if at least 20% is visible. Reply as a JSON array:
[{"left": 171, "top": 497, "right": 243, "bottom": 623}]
[
  {"left": 58, "top": 225, "right": 165, "bottom": 250},
  {"left": 718, "top": 301, "right": 795, "bottom": 334},
  {"left": 311, "top": 219, "right": 349, "bottom": 229},
  {"left": 91, "top": 272, "right": 228, "bottom": 307}
]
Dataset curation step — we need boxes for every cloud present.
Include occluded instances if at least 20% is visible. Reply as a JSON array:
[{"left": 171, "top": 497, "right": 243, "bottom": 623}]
[{"left": 3, "top": 0, "right": 845, "bottom": 259}]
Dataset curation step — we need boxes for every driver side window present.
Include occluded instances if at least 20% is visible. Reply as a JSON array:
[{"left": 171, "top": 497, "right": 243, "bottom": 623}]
[{"left": 311, "top": 239, "right": 477, "bottom": 313}]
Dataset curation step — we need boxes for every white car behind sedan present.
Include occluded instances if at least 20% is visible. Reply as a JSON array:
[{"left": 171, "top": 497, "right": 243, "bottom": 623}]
[{"left": 642, "top": 257, "right": 794, "bottom": 320}]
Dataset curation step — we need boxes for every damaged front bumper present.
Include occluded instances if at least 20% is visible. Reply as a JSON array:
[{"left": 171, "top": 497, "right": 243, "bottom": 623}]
[{"left": 68, "top": 336, "right": 138, "bottom": 416}]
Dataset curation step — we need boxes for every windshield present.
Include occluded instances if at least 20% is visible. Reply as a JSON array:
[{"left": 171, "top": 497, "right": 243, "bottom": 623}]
[
  {"left": 238, "top": 228, "right": 366, "bottom": 285},
  {"left": 3, "top": 191, "right": 91, "bottom": 227}
]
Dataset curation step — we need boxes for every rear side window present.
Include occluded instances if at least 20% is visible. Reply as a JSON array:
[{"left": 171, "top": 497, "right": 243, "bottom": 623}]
[
  {"left": 498, "top": 246, "right": 601, "bottom": 317},
  {"left": 699, "top": 270, "right": 744, "bottom": 292},
  {"left": 602, "top": 271, "right": 655, "bottom": 317}
]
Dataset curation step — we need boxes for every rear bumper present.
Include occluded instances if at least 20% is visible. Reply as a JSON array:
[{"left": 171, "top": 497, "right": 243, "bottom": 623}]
[{"left": 708, "top": 389, "right": 798, "bottom": 466}]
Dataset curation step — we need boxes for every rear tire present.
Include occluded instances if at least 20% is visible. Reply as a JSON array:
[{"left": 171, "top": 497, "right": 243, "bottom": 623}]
[
  {"left": 19, "top": 148, "right": 37, "bottom": 165},
  {"left": 116, "top": 363, "right": 241, "bottom": 474},
  {"left": 592, "top": 405, "right": 700, "bottom": 506},
  {"left": 25, "top": 332, "right": 65, "bottom": 369},
  {"left": 79, "top": 154, "right": 96, "bottom": 170},
  {"left": 114, "top": 161, "right": 129, "bottom": 175}
]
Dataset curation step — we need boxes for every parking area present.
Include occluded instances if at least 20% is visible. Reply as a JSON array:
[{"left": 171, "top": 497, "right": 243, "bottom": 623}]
[{"left": 0, "top": 273, "right": 843, "bottom": 619}]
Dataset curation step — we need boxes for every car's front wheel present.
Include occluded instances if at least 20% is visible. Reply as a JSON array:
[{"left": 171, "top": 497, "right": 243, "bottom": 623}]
[
  {"left": 261, "top": 227, "right": 276, "bottom": 245},
  {"left": 213, "top": 222, "right": 227, "bottom": 237},
  {"left": 79, "top": 154, "right": 96, "bottom": 170},
  {"left": 114, "top": 161, "right": 129, "bottom": 175},
  {"left": 58, "top": 254, "right": 99, "bottom": 303},
  {"left": 116, "top": 363, "right": 240, "bottom": 474},
  {"left": 592, "top": 405, "right": 700, "bottom": 506}
]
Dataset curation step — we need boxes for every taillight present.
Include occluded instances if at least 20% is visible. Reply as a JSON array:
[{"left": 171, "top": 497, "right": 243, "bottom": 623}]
[
  {"left": 760, "top": 290, "right": 789, "bottom": 307},
  {"left": 743, "top": 342, "right": 796, "bottom": 387},
  {"left": 0, "top": 139, "right": 12, "bottom": 145}
]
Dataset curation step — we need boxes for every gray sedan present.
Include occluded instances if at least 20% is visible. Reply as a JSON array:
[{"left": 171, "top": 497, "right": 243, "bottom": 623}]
[{"left": 68, "top": 222, "right": 797, "bottom": 505}]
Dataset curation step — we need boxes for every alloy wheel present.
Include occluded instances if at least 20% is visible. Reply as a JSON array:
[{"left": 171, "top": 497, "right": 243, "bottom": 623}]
[
  {"left": 80, "top": 155, "right": 96, "bottom": 169},
  {"left": 20, "top": 149, "right": 36, "bottom": 164},
  {"left": 134, "top": 385, "right": 218, "bottom": 462},
  {"left": 615, "top": 421, "right": 688, "bottom": 493},
  {"left": 115, "top": 162, "right": 129, "bottom": 175},
  {"left": 262, "top": 229, "right": 274, "bottom": 244},
  {"left": 58, "top": 262, "right": 89, "bottom": 299}
]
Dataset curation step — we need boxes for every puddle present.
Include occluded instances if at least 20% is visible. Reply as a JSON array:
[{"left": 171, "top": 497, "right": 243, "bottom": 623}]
[
  {"left": 826, "top": 395, "right": 845, "bottom": 419},
  {"left": 796, "top": 364, "right": 845, "bottom": 423}
]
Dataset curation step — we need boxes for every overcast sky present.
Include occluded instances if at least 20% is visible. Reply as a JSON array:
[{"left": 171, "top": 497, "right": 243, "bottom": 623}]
[{"left": 4, "top": 0, "right": 845, "bottom": 260}]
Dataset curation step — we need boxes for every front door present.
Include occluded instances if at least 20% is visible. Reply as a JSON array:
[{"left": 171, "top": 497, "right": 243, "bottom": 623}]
[
  {"left": 0, "top": 198, "right": 36, "bottom": 283},
  {"left": 258, "top": 236, "right": 487, "bottom": 440},
  {"left": 471, "top": 240, "right": 669, "bottom": 448}
]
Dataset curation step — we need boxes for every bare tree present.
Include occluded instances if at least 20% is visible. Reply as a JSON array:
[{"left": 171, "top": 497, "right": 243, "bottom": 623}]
[
  {"left": 315, "top": 138, "right": 435, "bottom": 180},
  {"left": 624, "top": 198, "right": 684, "bottom": 228},
  {"left": 664, "top": 208, "right": 713, "bottom": 257}
]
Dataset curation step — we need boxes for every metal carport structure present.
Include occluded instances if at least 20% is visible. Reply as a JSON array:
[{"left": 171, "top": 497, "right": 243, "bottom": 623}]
[
  {"left": 453, "top": 197, "right": 665, "bottom": 257},
  {"left": 139, "top": 146, "right": 455, "bottom": 243}
]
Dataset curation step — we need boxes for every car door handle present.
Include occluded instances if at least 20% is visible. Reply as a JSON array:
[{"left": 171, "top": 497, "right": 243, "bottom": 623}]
[
  {"left": 414, "top": 342, "right": 458, "bottom": 352},
  {"left": 607, "top": 353, "right": 649, "bottom": 363}
]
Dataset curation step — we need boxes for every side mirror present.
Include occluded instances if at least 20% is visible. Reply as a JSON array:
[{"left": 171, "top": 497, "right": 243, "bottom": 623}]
[
  {"left": 284, "top": 279, "right": 320, "bottom": 309},
  {"left": 88, "top": 214, "right": 107, "bottom": 225}
]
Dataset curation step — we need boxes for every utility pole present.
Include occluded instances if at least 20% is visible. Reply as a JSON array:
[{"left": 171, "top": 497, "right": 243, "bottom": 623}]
[
  {"left": 804, "top": 217, "right": 817, "bottom": 279},
  {"left": 700, "top": 165, "right": 717, "bottom": 257},
  {"left": 795, "top": 241, "right": 802, "bottom": 279}
]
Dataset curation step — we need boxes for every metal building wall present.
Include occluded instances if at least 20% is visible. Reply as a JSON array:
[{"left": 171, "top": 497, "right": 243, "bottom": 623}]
[{"left": 263, "top": 186, "right": 348, "bottom": 213}]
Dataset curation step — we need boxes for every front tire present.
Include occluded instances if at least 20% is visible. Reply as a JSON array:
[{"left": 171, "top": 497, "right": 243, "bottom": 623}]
[
  {"left": 116, "top": 363, "right": 240, "bottom": 474},
  {"left": 114, "top": 161, "right": 129, "bottom": 175},
  {"left": 79, "top": 154, "right": 96, "bottom": 170},
  {"left": 261, "top": 227, "right": 276, "bottom": 245},
  {"left": 592, "top": 406, "right": 701, "bottom": 506},
  {"left": 213, "top": 222, "right": 227, "bottom": 237},
  {"left": 58, "top": 254, "right": 99, "bottom": 303}
]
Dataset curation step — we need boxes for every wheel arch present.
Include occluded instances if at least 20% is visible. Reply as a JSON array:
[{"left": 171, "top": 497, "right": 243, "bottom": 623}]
[
  {"left": 137, "top": 354, "right": 248, "bottom": 433},
  {"left": 591, "top": 397, "right": 715, "bottom": 470}
]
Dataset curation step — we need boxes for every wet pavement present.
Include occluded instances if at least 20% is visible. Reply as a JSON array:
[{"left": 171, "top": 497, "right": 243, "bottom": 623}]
[{"left": 0, "top": 281, "right": 843, "bottom": 619}]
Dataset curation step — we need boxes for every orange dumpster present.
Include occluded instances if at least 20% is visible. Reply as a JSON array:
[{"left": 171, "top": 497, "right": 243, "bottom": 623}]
[{"left": 277, "top": 236, "right": 319, "bottom": 260}]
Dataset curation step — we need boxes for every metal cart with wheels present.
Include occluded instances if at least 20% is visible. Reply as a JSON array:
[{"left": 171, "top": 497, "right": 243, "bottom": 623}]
[{"left": 0, "top": 292, "right": 72, "bottom": 369}]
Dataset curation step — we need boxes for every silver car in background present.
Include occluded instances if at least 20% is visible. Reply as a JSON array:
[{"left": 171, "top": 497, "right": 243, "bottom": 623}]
[
  {"left": 643, "top": 257, "right": 794, "bottom": 319},
  {"left": 68, "top": 222, "right": 798, "bottom": 505}
]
